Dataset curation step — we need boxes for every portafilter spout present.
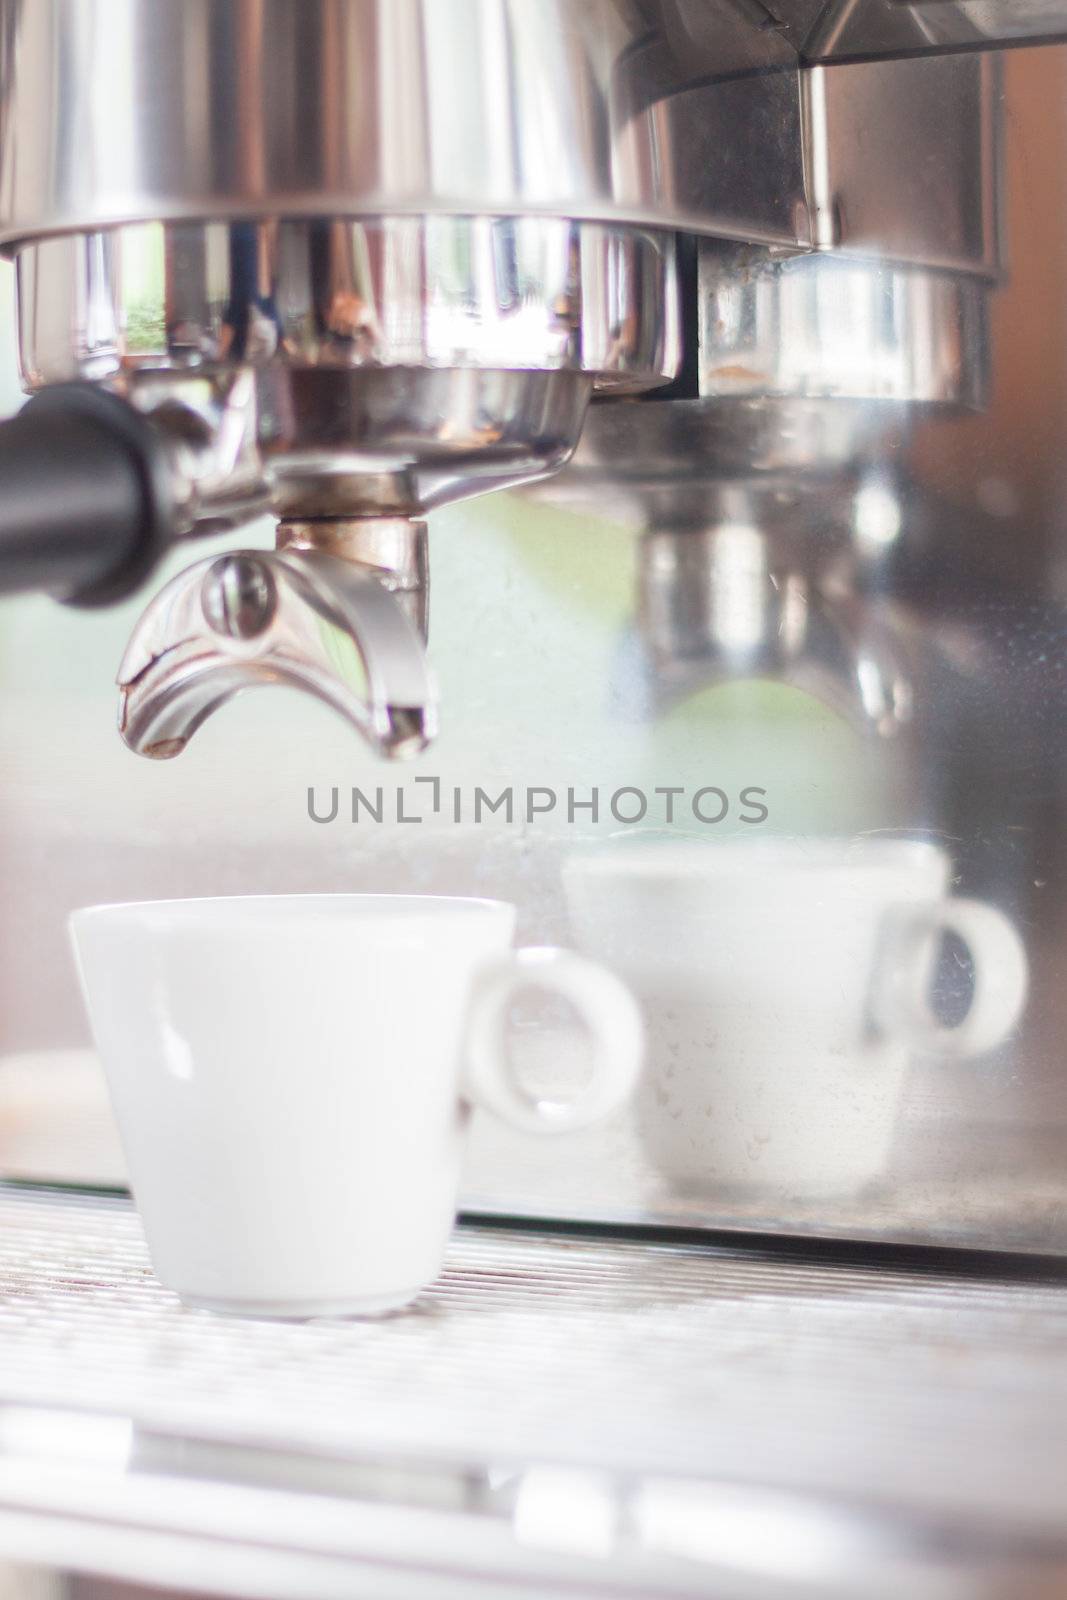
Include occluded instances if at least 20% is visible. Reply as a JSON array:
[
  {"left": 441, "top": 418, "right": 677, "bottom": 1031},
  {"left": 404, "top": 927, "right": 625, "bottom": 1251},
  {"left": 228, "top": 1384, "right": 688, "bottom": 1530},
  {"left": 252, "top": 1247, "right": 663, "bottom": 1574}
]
[{"left": 117, "top": 529, "right": 436, "bottom": 760}]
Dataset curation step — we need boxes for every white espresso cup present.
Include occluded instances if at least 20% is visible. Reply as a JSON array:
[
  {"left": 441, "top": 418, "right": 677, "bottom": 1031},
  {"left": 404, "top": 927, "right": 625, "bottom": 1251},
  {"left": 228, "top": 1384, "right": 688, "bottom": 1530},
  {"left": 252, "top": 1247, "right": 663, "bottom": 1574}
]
[
  {"left": 70, "top": 895, "right": 643, "bottom": 1318},
  {"left": 565, "top": 839, "right": 1028, "bottom": 1198}
]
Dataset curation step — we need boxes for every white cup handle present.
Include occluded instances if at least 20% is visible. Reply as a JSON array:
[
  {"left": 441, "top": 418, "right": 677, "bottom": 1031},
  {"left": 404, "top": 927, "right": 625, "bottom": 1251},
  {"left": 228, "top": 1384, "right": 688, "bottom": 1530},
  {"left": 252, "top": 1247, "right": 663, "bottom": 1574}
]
[
  {"left": 462, "top": 947, "right": 643, "bottom": 1133},
  {"left": 872, "top": 897, "right": 1029, "bottom": 1060}
]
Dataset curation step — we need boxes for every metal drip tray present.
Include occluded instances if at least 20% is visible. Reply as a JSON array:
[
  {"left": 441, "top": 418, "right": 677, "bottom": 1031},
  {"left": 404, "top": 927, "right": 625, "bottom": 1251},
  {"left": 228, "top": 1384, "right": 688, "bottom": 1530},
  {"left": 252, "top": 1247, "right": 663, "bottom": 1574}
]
[{"left": 0, "top": 1188, "right": 1065, "bottom": 1597}]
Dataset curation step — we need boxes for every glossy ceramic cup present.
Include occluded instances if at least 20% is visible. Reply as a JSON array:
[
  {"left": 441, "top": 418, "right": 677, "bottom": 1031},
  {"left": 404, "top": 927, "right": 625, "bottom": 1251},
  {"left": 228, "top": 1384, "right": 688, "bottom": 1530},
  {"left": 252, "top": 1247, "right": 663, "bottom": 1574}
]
[{"left": 71, "top": 894, "right": 643, "bottom": 1317}]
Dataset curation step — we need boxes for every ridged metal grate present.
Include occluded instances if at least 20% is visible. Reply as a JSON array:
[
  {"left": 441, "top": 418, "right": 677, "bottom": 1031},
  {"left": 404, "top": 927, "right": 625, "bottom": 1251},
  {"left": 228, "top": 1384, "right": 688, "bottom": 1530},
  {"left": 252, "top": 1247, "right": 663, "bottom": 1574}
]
[{"left": 0, "top": 1185, "right": 1065, "bottom": 1534}]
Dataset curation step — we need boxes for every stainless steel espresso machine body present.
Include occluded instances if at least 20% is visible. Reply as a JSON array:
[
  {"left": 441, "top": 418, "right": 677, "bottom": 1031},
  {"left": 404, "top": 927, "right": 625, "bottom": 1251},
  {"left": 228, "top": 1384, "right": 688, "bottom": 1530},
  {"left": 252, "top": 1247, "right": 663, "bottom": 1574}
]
[{"left": 0, "top": 0, "right": 1065, "bottom": 1254}]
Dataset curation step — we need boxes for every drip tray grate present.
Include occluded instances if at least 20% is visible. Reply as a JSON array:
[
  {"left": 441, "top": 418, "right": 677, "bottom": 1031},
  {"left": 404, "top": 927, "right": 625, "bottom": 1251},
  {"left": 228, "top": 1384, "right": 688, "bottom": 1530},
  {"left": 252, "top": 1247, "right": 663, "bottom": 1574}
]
[{"left": 0, "top": 1186, "right": 1065, "bottom": 1595}]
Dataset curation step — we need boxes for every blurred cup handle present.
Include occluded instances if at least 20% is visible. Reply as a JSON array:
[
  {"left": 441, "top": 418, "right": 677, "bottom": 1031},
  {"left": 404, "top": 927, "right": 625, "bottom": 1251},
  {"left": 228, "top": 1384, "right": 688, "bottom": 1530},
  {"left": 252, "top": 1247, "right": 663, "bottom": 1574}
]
[{"left": 873, "top": 898, "right": 1028, "bottom": 1060}]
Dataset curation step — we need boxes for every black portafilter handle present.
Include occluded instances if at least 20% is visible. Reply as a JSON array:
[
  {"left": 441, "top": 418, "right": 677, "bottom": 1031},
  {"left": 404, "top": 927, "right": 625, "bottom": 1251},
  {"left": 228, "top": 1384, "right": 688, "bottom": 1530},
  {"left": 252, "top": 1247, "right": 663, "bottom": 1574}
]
[{"left": 0, "top": 383, "right": 174, "bottom": 607}]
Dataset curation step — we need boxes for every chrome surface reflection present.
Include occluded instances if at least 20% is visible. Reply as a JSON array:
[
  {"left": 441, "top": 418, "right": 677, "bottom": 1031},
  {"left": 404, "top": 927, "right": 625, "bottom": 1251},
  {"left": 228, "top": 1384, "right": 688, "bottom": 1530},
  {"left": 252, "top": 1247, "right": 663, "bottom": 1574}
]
[
  {"left": 789, "top": 0, "right": 1067, "bottom": 59},
  {"left": 699, "top": 249, "right": 991, "bottom": 409},
  {"left": 635, "top": 515, "right": 917, "bottom": 742},
  {"left": 16, "top": 217, "right": 679, "bottom": 394}
]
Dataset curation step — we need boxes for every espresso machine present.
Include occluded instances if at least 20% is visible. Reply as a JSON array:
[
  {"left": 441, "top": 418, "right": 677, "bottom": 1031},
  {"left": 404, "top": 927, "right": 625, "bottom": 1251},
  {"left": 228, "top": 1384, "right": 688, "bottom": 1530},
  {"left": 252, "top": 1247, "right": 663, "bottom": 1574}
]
[
  {"left": 0, "top": 6, "right": 1065, "bottom": 1595},
  {"left": 0, "top": 0, "right": 1063, "bottom": 1228}
]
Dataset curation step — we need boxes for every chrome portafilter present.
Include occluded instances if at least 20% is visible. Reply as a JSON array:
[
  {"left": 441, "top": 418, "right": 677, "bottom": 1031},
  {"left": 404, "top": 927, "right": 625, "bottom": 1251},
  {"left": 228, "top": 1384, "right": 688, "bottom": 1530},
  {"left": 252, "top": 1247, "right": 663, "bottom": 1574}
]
[
  {"left": 56, "top": 214, "right": 679, "bottom": 758},
  {"left": 109, "top": 361, "right": 594, "bottom": 761}
]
